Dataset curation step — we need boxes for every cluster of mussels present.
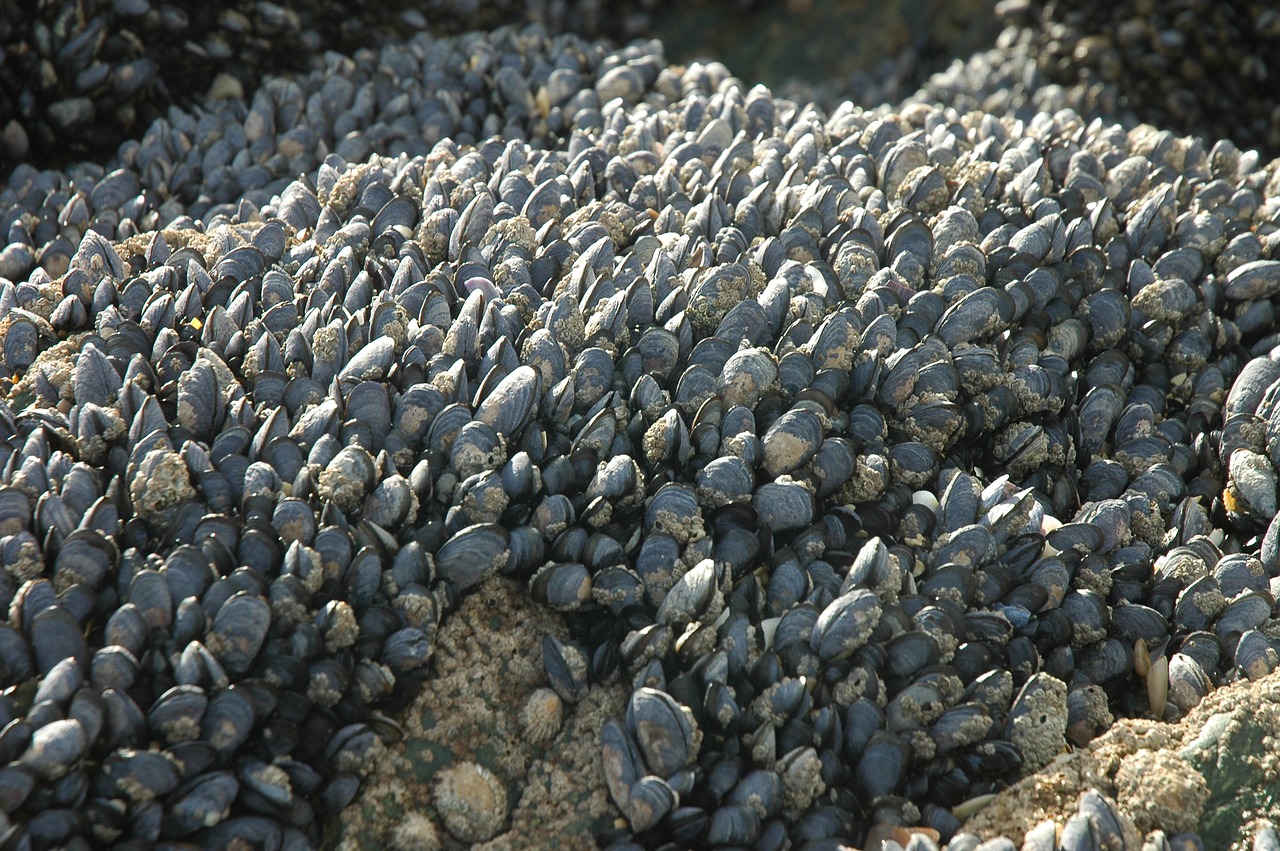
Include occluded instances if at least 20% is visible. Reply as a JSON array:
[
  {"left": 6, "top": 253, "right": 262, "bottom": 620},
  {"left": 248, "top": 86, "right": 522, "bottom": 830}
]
[
  {"left": 997, "top": 0, "right": 1280, "bottom": 159},
  {"left": 0, "top": 0, "right": 668, "bottom": 169},
  {"left": 0, "top": 0, "right": 331, "bottom": 167},
  {"left": 0, "top": 10, "right": 1279, "bottom": 851},
  {"left": 884, "top": 0, "right": 1280, "bottom": 163}
]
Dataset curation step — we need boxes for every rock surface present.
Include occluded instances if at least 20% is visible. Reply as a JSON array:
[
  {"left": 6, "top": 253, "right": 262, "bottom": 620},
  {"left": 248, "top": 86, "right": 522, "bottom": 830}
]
[
  {"left": 963, "top": 669, "right": 1280, "bottom": 849},
  {"left": 334, "top": 577, "right": 625, "bottom": 849}
]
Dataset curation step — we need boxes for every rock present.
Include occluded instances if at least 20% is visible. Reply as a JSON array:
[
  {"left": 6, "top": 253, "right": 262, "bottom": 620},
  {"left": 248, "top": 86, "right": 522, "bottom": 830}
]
[
  {"left": 963, "top": 669, "right": 1280, "bottom": 849},
  {"left": 334, "top": 578, "right": 624, "bottom": 849}
]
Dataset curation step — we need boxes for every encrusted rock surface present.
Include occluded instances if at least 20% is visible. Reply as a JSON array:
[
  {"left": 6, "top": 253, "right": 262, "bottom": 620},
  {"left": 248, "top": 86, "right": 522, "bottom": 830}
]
[
  {"left": 963, "top": 668, "right": 1280, "bottom": 849},
  {"left": 334, "top": 577, "right": 625, "bottom": 850}
]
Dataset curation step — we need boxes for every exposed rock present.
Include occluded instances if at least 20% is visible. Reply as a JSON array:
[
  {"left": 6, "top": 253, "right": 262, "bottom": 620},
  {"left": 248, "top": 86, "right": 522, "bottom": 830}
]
[
  {"left": 334, "top": 577, "right": 624, "bottom": 850},
  {"left": 964, "top": 669, "right": 1280, "bottom": 849}
]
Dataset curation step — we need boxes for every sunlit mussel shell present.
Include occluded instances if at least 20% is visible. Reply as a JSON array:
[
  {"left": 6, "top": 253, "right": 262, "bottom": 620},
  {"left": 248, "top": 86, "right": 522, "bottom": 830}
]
[
  {"left": 1003, "top": 672, "right": 1067, "bottom": 774},
  {"left": 752, "top": 477, "right": 815, "bottom": 534},
  {"left": 474, "top": 364, "right": 539, "bottom": 441},
  {"left": 656, "top": 559, "right": 723, "bottom": 630},
  {"left": 693, "top": 449, "right": 754, "bottom": 509},
  {"left": 317, "top": 445, "right": 377, "bottom": 514},
  {"left": 584, "top": 454, "right": 643, "bottom": 520},
  {"left": 809, "top": 589, "right": 881, "bottom": 663},
  {"left": 626, "top": 686, "right": 698, "bottom": 779}
]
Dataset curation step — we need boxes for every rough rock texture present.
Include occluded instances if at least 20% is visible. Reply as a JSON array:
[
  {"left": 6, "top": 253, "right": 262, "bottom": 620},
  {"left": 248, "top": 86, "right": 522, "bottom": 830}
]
[
  {"left": 1115, "top": 749, "right": 1208, "bottom": 836},
  {"left": 333, "top": 577, "right": 625, "bottom": 850},
  {"left": 963, "top": 669, "right": 1280, "bottom": 850}
]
